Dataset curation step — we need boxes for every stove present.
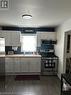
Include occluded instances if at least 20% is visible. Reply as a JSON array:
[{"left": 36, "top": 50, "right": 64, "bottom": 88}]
[
  {"left": 41, "top": 53, "right": 58, "bottom": 75},
  {"left": 38, "top": 40, "right": 59, "bottom": 75}
]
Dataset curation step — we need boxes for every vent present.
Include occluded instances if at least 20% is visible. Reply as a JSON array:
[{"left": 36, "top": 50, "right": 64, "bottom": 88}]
[{"left": 0, "top": 0, "right": 9, "bottom": 9}]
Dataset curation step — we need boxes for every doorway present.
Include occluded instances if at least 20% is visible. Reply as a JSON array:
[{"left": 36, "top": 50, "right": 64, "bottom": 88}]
[{"left": 64, "top": 31, "right": 71, "bottom": 74}]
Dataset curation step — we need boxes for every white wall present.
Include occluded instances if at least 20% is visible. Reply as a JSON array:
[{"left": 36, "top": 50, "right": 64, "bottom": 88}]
[
  {"left": 55, "top": 18, "right": 71, "bottom": 79},
  {"left": 55, "top": 26, "right": 65, "bottom": 79}
]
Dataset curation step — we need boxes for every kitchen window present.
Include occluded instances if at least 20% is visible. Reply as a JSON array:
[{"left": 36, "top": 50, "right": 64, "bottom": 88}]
[{"left": 21, "top": 34, "right": 37, "bottom": 53}]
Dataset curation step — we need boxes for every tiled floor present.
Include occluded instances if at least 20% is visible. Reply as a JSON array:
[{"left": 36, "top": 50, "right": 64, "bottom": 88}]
[{"left": 0, "top": 75, "right": 60, "bottom": 95}]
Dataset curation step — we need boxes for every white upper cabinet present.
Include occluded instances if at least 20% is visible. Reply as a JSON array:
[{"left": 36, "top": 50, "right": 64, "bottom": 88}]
[
  {"left": 11, "top": 31, "right": 21, "bottom": 46},
  {"left": 37, "top": 32, "right": 57, "bottom": 46},
  {"left": 37, "top": 32, "right": 56, "bottom": 40},
  {"left": 0, "top": 31, "right": 21, "bottom": 46},
  {"left": 5, "top": 31, "right": 11, "bottom": 46}
]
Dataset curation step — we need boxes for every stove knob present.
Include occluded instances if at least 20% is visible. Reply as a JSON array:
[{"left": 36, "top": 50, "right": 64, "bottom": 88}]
[
  {"left": 53, "top": 60, "right": 56, "bottom": 63},
  {"left": 49, "top": 64, "right": 51, "bottom": 66},
  {"left": 46, "top": 60, "right": 48, "bottom": 63},
  {"left": 49, "top": 60, "right": 51, "bottom": 63},
  {"left": 46, "top": 64, "right": 48, "bottom": 67}
]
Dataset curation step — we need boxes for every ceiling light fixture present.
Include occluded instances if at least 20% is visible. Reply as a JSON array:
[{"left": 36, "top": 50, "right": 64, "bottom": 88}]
[{"left": 22, "top": 14, "right": 32, "bottom": 19}]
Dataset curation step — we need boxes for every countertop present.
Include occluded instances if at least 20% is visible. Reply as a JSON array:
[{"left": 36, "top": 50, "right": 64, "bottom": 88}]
[
  {"left": 0, "top": 54, "right": 5, "bottom": 57},
  {"left": 0, "top": 54, "right": 41, "bottom": 58}
]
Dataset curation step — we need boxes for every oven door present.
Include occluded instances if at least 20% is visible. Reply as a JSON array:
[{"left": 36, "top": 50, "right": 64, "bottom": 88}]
[
  {"left": 44, "top": 59, "right": 55, "bottom": 69},
  {"left": 41, "top": 58, "right": 58, "bottom": 75}
]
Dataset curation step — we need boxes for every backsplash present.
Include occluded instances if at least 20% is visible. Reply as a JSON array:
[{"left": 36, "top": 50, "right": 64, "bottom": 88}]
[{"left": 5, "top": 46, "right": 21, "bottom": 54}]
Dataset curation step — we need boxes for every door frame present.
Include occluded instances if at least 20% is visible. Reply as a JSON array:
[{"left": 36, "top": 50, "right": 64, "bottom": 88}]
[{"left": 63, "top": 31, "right": 71, "bottom": 73}]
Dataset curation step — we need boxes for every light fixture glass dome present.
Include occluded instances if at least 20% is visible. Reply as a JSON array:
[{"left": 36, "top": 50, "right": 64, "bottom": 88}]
[{"left": 22, "top": 14, "right": 32, "bottom": 19}]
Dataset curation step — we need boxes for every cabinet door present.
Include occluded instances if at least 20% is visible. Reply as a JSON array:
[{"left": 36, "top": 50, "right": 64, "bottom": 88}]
[
  {"left": 14, "top": 58, "right": 20, "bottom": 73},
  {"left": 37, "top": 32, "right": 56, "bottom": 47},
  {"left": 5, "top": 58, "right": 14, "bottom": 74},
  {"left": 0, "top": 58, "right": 5, "bottom": 75},
  {"left": 0, "top": 31, "right": 20, "bottom": 46},
  {"left": 5, "top": 32, "right": 11, "bottom": 46},
  {"left": 0, "top": 31, "right": 10, "bottom": 46},
  {"left": 29, "top": 58, "right": 41, "bottom": 72},
  {"left": 36, "top": 58, "right": 41, "bottom": 72},
  {"left": 11, "top": 31, "right": 20, "bottom": 46},
  {"left": 20, "top": 58, "right": 29, "bottom": 73}
]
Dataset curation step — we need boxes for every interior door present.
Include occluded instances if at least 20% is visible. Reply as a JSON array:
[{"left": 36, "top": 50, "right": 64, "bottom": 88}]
[{"left": 64, "top": 31, "right": 71, "bottom": 73}]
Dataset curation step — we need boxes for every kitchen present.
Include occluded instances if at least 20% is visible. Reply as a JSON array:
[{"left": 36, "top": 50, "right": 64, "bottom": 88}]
[
  {"left": 0, "top": 0, "right": 71, "bottom": 95},
  {"left": 0, "top": 27, "right": 60, "bottom": 94},
  {"left": 0, "top": 27, "right": 57, "bottom": 75}
]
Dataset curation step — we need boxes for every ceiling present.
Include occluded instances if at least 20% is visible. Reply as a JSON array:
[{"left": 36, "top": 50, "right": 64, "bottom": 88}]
[{"left": 0, "top": 0, "right": 71, "bottom": 27}]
